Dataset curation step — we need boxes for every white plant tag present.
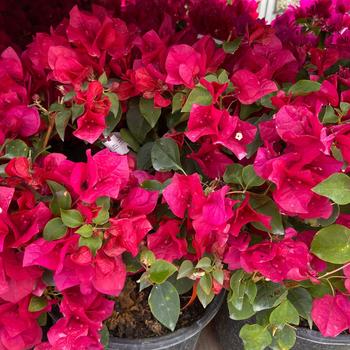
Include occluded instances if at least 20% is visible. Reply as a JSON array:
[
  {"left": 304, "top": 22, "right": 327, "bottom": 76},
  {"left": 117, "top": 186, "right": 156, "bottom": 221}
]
[{"left": 103, "top": 132, "right": 129, "bottom": 155}]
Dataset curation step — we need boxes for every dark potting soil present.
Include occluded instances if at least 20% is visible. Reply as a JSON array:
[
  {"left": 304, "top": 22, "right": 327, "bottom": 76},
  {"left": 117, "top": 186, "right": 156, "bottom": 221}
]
[{"left": 106, "top": 279, "right": 205, "bottom": 339}]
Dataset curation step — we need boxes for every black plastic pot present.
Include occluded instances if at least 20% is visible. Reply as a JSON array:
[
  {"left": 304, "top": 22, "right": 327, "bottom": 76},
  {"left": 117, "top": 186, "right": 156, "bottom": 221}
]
[
  {"left": 214, "top": 303, "right": 350, "bottom": 350},
  {"left": 108, "top": 292, "right": 225, "bottom": 350}
]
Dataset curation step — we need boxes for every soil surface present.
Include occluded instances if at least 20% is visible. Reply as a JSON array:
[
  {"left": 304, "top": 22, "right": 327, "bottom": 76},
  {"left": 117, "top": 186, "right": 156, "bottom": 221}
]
[{"left": 106, "top": 279, "right": 205, "bottom": 339}]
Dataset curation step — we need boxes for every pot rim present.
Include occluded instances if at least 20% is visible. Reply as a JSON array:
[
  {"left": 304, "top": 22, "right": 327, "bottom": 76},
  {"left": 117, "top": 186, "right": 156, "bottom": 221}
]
[
  {"left": 108, "top": 291, "right": 225, "bottom": 349},
  {"left": 296, "top": 327, "right": 350, "bottom": 346}
]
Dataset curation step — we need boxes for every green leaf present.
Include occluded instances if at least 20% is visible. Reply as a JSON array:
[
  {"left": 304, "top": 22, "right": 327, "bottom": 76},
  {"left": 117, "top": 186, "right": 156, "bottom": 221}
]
[
  {"left": 103, "top": 111, "right": 120, "bottom": 137},
  {"left": 100, "top": 324, "right": 110, "bottom": 349},
  {"left": 149, "top": 282, "right": 180, "bottom": 331},
  {"left": 71, "top": 104, "right": 84, "bottom": 122},
  {"left": 43, "top": 218, "right": 68, "bottom": 241},
  {"left": 98, "top": 72, "right": 108, "bottom": 85},
  {"left": 253, "top": 283, "right": 287, "bottom": 312},
  {"left": 172, "top": 93, "right": 186, "bottom": 113},
  {"left": 199, "top": 274, "right": 212, "bottom": 295},
  {"left": 288, "top": 80, "right": 321, "bottom": 96},
  {"left": 240, "top": 324, "right": 272, "bottom": 350},
  {"left": 79, "top": 236, "right": 102, "bottom": 255},
  {"left": 218, "top": 70, "right": 229, "bottom": 84},
  {"left": 105, "top": 92, "right": 121, "bottom": 120},
  {"left": 212, "top": 268, "right": 224, "bottom": 285},
  {"left": 197, "top": 283, "right": 215, "bottom": 308},
  {"left": 177, "top": 260, "right": 194, "bottom": 279},
  {"left": 92, "top": 207, "right": 109, "bottom": 225},
  {"left": 75, "top": 224, "right": 93, "bottom": 238},
  {"left": 341, "top": 102, "right": 350, "bottom": 116},
  {"left": 139, "top": 97, "right": 161, "bottom": 128},
  {"left": 242, "top": 165, "right": 265, "bottom": 188},
  {"left": 60, "top": 209, "right": 84, "bottom": 228},
  {"left": 223, "top": 37, "right": 242, "bottom": 54},
  {"left": 137, "top": 142, "right": 154, "bottom": 170},
  {"left": 271, "top": 326, "right": 296, "bottom": 350},
  {"left": 250, "top": 195, "right": 284, "bottom": 235},
  {"left": 169, "top": 275, "right": 194, "bottom": 295},
  {"left": 123, "top": 252, "right": 142, "bottom": 273},
  {"left": 288, "top": 288, "right": 313, "bottom": 328},
  {"left": 47, "top": 180, "right": 72, "bottom": 216},
  {"left": 63, "top": 90, "right": 76, "bottom": 102},
  {"left": 149, "top": 259, "right": 177, "bottom": 284},
  {"left": 3, "top": 140, "right": 29, "bottom": 159},
  {"left": 269, "top": 300, "right": 300, "bottom": 326},
  {"left": 141, "top": 180, "right": 163, "bottom": 191},
  {"left": 151, "top": 138, "right": 183, "bottom": 172},
  {"left": 140, "top": 248, "right": 156, "bottom": 266},
  {"left": 55, "top": 110, "right": 71, "bottom": 141},
  {"left": 322, "top": 106, "right": 339, "bottom": 124},
  {"left": 223, "top": 164, "right": 243, "bottom": 185},
  {"left": 127, "top": 101, "right": 152, "bottom": 143},
  {"left": 120, "top": 128, "right": 140, "bottom": 152},
  {"left": 181, "top": 86, "right": 212, "bottom": 113},
  {"left": 228, "top": 294, "right": 255, "bottom": 320},
  {"left": 196, "top": 257, "right": 212, "bottom": 271},
  {"left": 28, "top": 296, "right": 48, "bottom": 312},
  {"left": 311, "top": 224, "right": 350, "bottom": 264},
  {"left": 312, "top": 173, "right": 350, "bottom": 205},
  {"left": 96, "top": 197, "right": 110, "bottom": 210}
]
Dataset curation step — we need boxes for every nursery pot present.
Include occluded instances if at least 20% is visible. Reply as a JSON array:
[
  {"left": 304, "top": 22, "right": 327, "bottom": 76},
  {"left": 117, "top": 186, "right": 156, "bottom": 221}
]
[
  {"left": 214, "top": 303, "right": 350, "bottom": 350},
  {"left": 108, "top": 291, "right": 225, "bottom": 350}
]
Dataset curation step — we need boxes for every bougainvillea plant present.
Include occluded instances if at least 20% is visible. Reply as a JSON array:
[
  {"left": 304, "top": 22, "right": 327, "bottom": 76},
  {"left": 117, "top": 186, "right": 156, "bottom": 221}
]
[{"left": 2, "top": 0, "right": 350, "bottom": 349}]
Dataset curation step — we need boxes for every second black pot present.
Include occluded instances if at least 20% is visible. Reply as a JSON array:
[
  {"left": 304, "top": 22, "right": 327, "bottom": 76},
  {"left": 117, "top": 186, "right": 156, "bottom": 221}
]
[
  {"left": 214, "top": 303, "right": 350, "bottom": 350},
  {"left": 108, "top": 291, "right": 225, "bottom": 350}
]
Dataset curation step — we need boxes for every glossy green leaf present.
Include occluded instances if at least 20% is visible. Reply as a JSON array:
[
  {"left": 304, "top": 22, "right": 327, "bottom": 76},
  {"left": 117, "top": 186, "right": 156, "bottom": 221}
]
[
  {"left": 75, "top": 224, "right": 93, "bottom": 238},
  {"left": 139, "top": 97, "right": 161, "bottom": 127},
  {"left": 250, "top": 195, "right": 284, "bottom": 235},
  {"left": 271, "top": 326, "right": 296, "bottom": 350},
  {"left": 223, "top": 37, "right": 242, "bottom": 54},
  {"left": 228, "top": 294, "right": 255, "bottom": 320},
  {"left": 253, "top": 283, "right": 287, "bottom": 312},
  {"left": 197, "top": 283, "right": 215, "bottom": 308},
  {"left": 172, "top": 93, "right": 186, "bottom": 113},
  {"left": 105, "top": 92, "right": 121, "bottom": 120},
  {"left": 127, "top": 102, "right": 152, "bottom": 143},
  {"left": 79, "top": 236, "right": 102, "bottom": 255},
  {"left": 199, "top": 273, "right": 212, "bottom": 295},
  {"left": 311, "top": 224, "right": 350, "bottom": 263},
  {"left": 3, "top": 140, "right": 29, "bottom": 159},
  {"left": 28, "top": 296, "right": 48, "bottom": 312},
  {"left": 148, "top": 282, "right": 180, "bottom": 331},
  {"left": 47, "top": 180, "right": 72, "bottom": 216},
  {"left": 288, "top": 80, "right": 321, "bottom": 96},
  {"left": 240, "top": 324, "right": 272, "bottom": 350},
  {"left": 242, "top": 165, "right": 265, "bottom": 188},
  {"left": 151, "top": 138, "right": 183, "bottom": 172},
  {"left": 269, "top": 300, "right": 300, "bottom": 326},
  {"left": 92, "top": 207, "right": 109, "bottom": 225},
  {"left": 149, "top": 259, "right": 177, "bottom": 284},
  {"left": 137, "top": 142, "right": 154, "bottom": 170},
  {"left": 312, "top": 173, "right": 350, "bottom": 205},
  {"left": 55, "top": 109, "right": 71, "bottom": 141},
  {"left": 181, "top": 87, "right": 212, "bottom": 113},
  {"left": 120, "top": 128, "right": 140, "bottom": 152},
  {"left": 61, "top": 209, "right": 84, "bottom": 228},
  {"left": 223, "top": 164, "right": 243, "bottom": 185},
  {"left": 43, "top": 217, "right": 68, "bottom": 241},
  {"left": 177, "top": 260, "right": 194, "bottom": 279},
  {"left": 288, "top": 288, "right": 313, "bottom": 328}
]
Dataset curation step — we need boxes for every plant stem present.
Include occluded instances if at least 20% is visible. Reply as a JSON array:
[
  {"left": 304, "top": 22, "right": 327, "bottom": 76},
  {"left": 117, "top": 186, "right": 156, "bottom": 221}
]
[
  {"left": 319, "top": 261, "right": 350, "bottom": 279},
  {"left": 43, "top": 113, "right": 55, "bottom": 150}
]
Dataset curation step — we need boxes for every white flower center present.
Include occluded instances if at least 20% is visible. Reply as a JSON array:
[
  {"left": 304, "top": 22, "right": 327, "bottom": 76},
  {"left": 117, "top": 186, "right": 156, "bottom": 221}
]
[{"left": 235, "top": 132, "right": 243, "bottom": 141}]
